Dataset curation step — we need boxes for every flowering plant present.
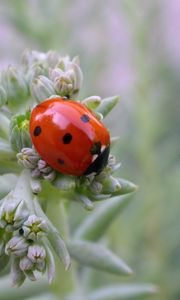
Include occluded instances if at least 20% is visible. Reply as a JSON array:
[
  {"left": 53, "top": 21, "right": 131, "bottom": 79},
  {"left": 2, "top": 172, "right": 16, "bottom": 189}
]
[{"left": 0, "top": 50, "right": 156, "bottom": 299}]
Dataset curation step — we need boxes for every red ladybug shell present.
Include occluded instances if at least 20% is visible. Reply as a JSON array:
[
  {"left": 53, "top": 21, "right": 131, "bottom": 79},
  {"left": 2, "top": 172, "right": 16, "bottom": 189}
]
[{"left": 30, "top": 97, "right": 110, "bottom": 176}]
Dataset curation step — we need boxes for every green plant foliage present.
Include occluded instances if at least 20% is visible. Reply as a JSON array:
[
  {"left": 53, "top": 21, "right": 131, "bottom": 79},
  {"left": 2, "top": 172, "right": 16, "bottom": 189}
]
[
  {"left": 74, "top": 196, "right": 132, "bottom": 241},
  {"left": 88, "top": 284, "right": 157, "bottom": 300},
  {"left": 68, "top": 240, "right": 132, "bottom": 276}
]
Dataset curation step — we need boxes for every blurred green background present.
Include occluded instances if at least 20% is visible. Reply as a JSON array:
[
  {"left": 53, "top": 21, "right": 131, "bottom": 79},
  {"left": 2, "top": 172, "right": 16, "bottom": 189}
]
[{"left": 0, "top": 1, "right": 180, "bottom": 299}]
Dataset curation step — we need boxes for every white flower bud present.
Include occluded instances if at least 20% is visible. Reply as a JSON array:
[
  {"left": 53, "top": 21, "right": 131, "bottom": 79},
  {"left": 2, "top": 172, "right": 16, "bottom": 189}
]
[
  {"left": 19, "top": 256, "right": 33, "bottom": 271},
  {"left": 90, "top": 181, "right": 103, "bottom": 194},
  {"left": 30, "top": 75, "right": 56, "bottom": 103},
  {"left": 27, "top": 244, "right": 46, "bottom": 263},
  {"left": 16, "top": 148, "right": 40, "bottom": 169},
  {"left": 49, "top": 56, "right": 83, "bottom": 97},
  {"left": 1, "top": 66, "right": 28, "bottom": 107},
  {"left": 46, "top": 51, "right": 61, "bottom": 68},
  {"left": 43, "top": 171, "right": 56, "bottom": 182},
  {"left": 0, "top": 196, "right": 28, "bottom": 230},
  {"left": 5, "top": 236, "right": 29, "bottom": 257},
  {"left": 31, "top": 168, "right": 41, "bottom": 178},
  {"left": 23, "top": 214, "right": 48, "bottom": 241},
  {"left": 49, "top": 68, "right": 64, "bottom": 81},
  {"left": 22, "top": 49, "right": 46, "bottom": 68}
]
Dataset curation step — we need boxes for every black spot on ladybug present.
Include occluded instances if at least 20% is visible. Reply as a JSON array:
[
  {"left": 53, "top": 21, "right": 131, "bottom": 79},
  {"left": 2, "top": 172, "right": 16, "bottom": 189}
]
[
  {"left": 58, "top": 158, "right": 65, "bottom": 165},
  {"left": 62, "top": 133, "right": 72, "bottom": 144},
  {"left": 84, "top": 145, "right": 110, "bottom": 176},
  {"left": 90, "top": 141, "right": 101, "bottom": 155},
  {"left": 81, "top": 114, "right": 90, "bottom": 123},
  {"left": 34, "top": 126, "right": 42, "bottom": 136}
]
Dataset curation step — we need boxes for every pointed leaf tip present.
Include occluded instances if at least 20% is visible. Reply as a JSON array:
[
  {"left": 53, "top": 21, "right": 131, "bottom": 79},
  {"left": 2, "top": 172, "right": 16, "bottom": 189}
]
[
  {"left": 96, "top": 95, "right": 120, "bottom": 117},
  {"left": 112, "top": 178, "right": 138, "bottom": 196},
  {"left": 68, "top": 240, "right": 132, "bottom": 276}
]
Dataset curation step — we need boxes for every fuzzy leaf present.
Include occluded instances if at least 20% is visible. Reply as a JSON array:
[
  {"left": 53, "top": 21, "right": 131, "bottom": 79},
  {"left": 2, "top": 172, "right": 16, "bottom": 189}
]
[
  {"left": 34, "top": 197, "right": 71, "bottom": 270},
  {"left": 45, "top": 243, "right": 56, "bottom": 283},
  {"left": 74, "top": 196, "right": 131, "bottom": 241},
  {"left": 89, "top": 284, "right": 157, "bottom": 300},
  {"left": 82, "top": 96, "right": 101, "bottom": 110},
  {"left": 0, "top": 276, "right": 49, "bottom": 299},
  {"left": 113, "top": 178, "right": 138, "bottom": 196},
  {"left": 0, "top": 174, "right": 18, "bottom": 198},
  {"left": 47, "top": 230, "right": 71, "bottom": 271},
  {"left": 95, "top": 95, "right": 120, "bottom": 117},
  {"left": 0, "top": 112, "right": 9, "bottom": 139},
  {"left": 0, "top": 138, "right": 15, "bottom": 160},
  {"left": 11, "top": 257, "right": 26, "bottom": 287},
  {"left": 67, "top": 240, "right": 132, "bottom": 276},
  {"left": 0, "top": 255, "right": 9, "bottom": 273}
]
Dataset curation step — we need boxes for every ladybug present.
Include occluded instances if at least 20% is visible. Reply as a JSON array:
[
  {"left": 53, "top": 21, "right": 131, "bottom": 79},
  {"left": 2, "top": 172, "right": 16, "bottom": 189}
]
[{"left": 29, "top": 97, "right": 110, "bottom": 176}]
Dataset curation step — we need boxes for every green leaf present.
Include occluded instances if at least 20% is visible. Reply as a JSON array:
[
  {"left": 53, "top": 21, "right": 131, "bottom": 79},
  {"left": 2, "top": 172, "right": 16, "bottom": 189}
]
[
  {"left": 112, "top": 178, "right": 138, "bottom": 196},
  {"left": 0, "top": 138, "right": 15, "bottom": 160},
  {"left": 0, "top": 276, "right": 49, "bottom": 300},
  {"left": 0, "top": 112, "right": 9, "bottom": 139},
  {"left": 0, "top": 255, "right": 9, "bottom": 273},
  {"left": 47, "top": 230, "right": 70, "bottom": 271},
  {"left": 25, "top": 294, "right": 58, "bottom": 300},
  {"left": 11, "top": 257, "right": 26, "bottom": 287},
  {"left": 89, "top": 284, "right": 157, "bottom": 300},
  {"left": 95, "top": 95, "right": 120, "bottom": 117},
  {"left": 82, "top": 96, "right": 101, "bottom": 110},
  {"left": 74, "top": 196, "right": 132, "bottom": 241},
  {"left": 34, "top": 197, "right": 71, "bottom": 270},
  {"left": 0, "top": 174, "right": 18, "bottom": 198},
  {"left": 0, "top": 86, "right": 7, "bottom": 109},
  {"left": 67, "top": 240, "right": 132, "bottom": 276},
  {"left": 45, "top": 243, "right": 56, "bottom": 284},
  {"left": 9, "top": 111, "right": 31, "bottom": 152}
]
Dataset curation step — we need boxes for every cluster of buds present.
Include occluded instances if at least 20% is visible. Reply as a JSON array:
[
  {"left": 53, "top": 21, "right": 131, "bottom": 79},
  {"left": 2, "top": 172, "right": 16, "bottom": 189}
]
[
  {"left": 49, "top": 56, "right": 83, "bottom": 98},
  {"left": 0, "top": 190, "right": 55, "bottom": 286},
  {"left": 0, "top": 50, "right": 83, "bottom": 110},
  {"left": 0, "top": 66, "right": 28, "bottom": 110},
  {"left": 17, "top": 147, "right": 56, "bottom": 183},
  {"left": 22, "top": 50, "right": 83, "bottom": 102},
  {"left": 10, "top": 112, "right": 31, "bottom": 152}
]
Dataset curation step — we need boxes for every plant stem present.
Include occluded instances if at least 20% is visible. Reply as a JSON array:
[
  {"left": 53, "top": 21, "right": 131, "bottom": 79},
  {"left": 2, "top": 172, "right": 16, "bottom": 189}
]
[{"left": 46, "top": 198, "right": 78, "bottom": 298}]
